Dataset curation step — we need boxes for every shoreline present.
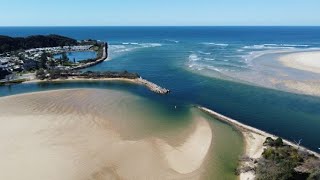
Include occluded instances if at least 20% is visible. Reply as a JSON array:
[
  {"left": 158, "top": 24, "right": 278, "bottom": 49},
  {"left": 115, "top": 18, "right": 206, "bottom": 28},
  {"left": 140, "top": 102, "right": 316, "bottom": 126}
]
[
  {"left": 198, "top": 106, "right": 320, "bottom": 180},
  {"left": 24, "top": 77, "right": 170, "bottom": 94}
]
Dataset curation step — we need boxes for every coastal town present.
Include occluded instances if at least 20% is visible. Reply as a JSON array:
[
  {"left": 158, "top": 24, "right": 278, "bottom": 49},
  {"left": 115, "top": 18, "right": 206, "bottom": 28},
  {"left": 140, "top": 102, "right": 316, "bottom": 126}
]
[
  {"left": 0, "top": 35, "right": 106, "bottom": 80},
  {"left": 0, "top": 35, "right": 170, "bottom": 95},
  {"left": 0, "top": 45, "right": 95, "bottom": 77}
]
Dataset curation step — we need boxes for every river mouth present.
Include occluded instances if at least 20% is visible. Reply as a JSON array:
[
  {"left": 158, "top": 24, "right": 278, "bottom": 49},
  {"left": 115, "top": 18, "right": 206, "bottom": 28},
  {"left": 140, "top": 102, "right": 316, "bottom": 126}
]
[{"left": 0, "top": 88, "right": 243, "bottom": 180}]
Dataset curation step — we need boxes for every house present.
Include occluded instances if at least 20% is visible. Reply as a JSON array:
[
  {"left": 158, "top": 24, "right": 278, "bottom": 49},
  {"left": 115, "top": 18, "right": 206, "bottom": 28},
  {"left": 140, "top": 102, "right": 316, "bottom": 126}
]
[
  {"left": 0, "top": 58, "right": 10, "bottom": 69},
  {"left": 0, "top": 57, "right": 9, "bottom": 65}
]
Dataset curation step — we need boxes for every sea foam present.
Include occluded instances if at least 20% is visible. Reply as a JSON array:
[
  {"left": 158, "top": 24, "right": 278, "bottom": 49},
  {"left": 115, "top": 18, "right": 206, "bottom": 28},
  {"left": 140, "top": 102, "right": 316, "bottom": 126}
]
[
  {"left": 243, "top": 44, "right": 310, "bottom": 50},
  {"left": 201, "top": 42, "right": 229, "bottom": 47}
]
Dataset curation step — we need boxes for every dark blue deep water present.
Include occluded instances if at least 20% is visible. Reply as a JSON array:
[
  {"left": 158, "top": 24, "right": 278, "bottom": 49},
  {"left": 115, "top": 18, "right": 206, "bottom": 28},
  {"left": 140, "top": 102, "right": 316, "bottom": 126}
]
[{"left": 1, "top": 27, "right": 320, "bottom": 151}]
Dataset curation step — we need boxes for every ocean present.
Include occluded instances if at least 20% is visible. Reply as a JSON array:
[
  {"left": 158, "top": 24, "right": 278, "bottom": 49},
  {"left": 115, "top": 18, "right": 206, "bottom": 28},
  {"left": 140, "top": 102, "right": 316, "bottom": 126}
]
[{"left": 1, "top": 26, "right": 320, "bottom": 154}]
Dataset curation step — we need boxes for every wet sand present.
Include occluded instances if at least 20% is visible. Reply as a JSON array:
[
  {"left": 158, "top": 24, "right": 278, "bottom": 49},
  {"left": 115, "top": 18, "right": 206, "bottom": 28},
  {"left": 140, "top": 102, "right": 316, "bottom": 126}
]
[
  {"left": 0, "top": 89, "right": 212, "bottom": 180},
  {"left": 237, "top": 50, "right": 320, "bottom": 97},
  {"left": 273, "top": 51, "right": 320, "bottom": 96}
]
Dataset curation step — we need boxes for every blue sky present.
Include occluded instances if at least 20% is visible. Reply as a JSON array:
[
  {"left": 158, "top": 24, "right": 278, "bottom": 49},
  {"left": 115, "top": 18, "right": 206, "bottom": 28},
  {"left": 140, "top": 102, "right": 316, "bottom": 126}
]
[{"left": 1, "top": 0, "right": 319, "bottom": 26}]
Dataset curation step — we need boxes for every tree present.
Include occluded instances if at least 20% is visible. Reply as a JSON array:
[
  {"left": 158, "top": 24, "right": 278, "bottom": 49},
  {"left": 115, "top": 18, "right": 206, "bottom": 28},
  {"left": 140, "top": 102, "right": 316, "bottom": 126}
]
[
  {"left": 48, "top": 69, "right": 62, "bottom": 79},
  {"left": 60, "top": 52, "right": 69, "bottom": 65},
  {"left": 264, "top": 137, "right": 284, "bottom": 147},
  {"left": 36, "top": 69, "right": 46, "bottom": 80},
  {"left": 274, "top": 138, "right": 284, "bottom": 147},
  {"left": 48, "top": 60, "right": 56, "bottom": 69},
  {"left": 0, "top": 34, "right": 78, "bottom": 54},
  {"left": 40, "top": 51, "right": 48, "bottom": 69}
]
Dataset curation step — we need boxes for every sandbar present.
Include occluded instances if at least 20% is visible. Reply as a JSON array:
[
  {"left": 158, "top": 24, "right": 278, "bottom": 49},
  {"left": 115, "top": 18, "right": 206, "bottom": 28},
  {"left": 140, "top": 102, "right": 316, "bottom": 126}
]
[
  {"left": 279, "top": 51, "right": 320, "bottom": 74},
  {"left": 0, "top": 89, "right": 212, "bottom": 180}
]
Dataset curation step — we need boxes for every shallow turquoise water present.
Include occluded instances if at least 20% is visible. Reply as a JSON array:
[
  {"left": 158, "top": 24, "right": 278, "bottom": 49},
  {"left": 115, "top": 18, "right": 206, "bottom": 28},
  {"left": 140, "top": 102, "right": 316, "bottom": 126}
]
[
  {"left": 54, "top": 51, "right": 97, "bottom": 62},
  {"left": 0, "top": 27, "right": 320, "bottom": 152}
]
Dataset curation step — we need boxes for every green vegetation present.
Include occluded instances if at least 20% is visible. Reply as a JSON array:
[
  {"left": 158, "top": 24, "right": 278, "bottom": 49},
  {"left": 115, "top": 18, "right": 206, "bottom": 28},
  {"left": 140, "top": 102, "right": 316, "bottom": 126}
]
[
  {"left": 35, "top": 69, "right": 140, "bottom": 80},
  {"left": 81, "top": 70, "right": 139, "bottom": 79},
  {"left": 35, "top": 69, "right": 46, "bottom": 80},
  {"left": 40, "top": 51, "right": 49, "bottom": 69},
  {"left": 256, "top": 137, "right": 320, "bottom": 180},
  {"left": 0, "top": 35, "right": 78, "bottom": 53},
  {"left": 0, "top": 35, "right": 107, "bottom": 81},
  {"left": 308, "top": 170, "right": 320, "bottom": 180}
]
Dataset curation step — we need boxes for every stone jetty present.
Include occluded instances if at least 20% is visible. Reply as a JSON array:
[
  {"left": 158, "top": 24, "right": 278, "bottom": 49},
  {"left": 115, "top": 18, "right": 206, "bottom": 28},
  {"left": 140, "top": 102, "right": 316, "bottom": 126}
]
[{"left": 136, "top": 78, "right": 170, "bottom": 94}]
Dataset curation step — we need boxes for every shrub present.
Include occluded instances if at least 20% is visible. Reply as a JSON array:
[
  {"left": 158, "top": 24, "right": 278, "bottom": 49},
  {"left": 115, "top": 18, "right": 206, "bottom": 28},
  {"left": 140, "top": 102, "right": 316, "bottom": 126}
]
[
  {"left": 36, "top": 69, "right": 46, "bottom": 80},
  {"left": 308, "top": 170, "right": 320, "bottom": 180},
  {"left": 274, "top": 137, "right": 284, "bottom": 147}
]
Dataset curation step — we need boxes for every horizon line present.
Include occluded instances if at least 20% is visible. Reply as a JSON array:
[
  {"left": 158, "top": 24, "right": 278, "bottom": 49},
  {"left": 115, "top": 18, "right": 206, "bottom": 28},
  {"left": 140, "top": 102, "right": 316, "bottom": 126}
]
[{"left": 1, "top": 25, "right": 320, "bottom": 28}]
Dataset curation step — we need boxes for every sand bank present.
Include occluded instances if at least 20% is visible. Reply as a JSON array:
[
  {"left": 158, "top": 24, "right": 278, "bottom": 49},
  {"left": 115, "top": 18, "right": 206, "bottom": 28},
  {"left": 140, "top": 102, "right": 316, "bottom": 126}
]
[
  {"left": 156, "top": 116, "right": 212, "bottom": 174},
  {"left": 279, "top": 51, "right": 320, "bottom": 74},
  {"left": 270, "top": 78, "right": 320, "bottom": 97},
  {"left": 24, "top": 76, "right": 170, "bottom": 94},
  {"left": 0, "top": 89, "right": 211, "bottom": 180},
  {"left": 271, "top": 50, "right": 320, "bottom": 96},
  {"left": 198, "top": 106, "right": 320, "bottom": 180}
]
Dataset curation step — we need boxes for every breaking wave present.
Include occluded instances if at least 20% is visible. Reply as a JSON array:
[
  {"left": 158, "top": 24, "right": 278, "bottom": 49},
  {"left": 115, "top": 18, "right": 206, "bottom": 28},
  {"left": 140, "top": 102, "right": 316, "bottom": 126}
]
[
  {"left": 109, "top": 43, "right": 162, "bottom": 57},
  {"left": 164, "top": 39, "right": 180, "bottom": 43},
  {"left": 201, "top": 42, "right": 229, "bottom": 47},
  {"left": 243, "top": 44, "right": 310, "bottom": 50}
]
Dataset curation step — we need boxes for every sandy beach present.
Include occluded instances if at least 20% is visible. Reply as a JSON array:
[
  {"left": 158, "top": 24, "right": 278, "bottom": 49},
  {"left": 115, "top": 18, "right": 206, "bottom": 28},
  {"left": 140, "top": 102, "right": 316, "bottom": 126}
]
[
  {"left": 268, "top": 50, "right": 320, "bottom": 96},
  {"left": 199, "top": 106, "right": 320, "bottom": 180},
  {"left": 279, "top": 51, "right": 320, "bottom": 74},
  {"left": 0, "top": 89, "right": 212, "bottom": 180}
]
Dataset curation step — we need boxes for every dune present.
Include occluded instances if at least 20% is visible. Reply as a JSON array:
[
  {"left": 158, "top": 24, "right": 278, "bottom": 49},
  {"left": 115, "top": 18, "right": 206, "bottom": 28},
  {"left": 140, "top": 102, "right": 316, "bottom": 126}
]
[
  {"left": 279, "top": 51, "right": 320, "bottom": 74},
  {"left": 0, "top": 89, "right": 213, "bottom": 180}
]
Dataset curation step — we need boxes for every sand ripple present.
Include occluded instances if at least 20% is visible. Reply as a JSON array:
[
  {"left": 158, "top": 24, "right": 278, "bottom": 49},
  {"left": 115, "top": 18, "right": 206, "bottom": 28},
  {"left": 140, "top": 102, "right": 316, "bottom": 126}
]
[{"left": 0, "top": 89, "right": 213, "bottom": 180}]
